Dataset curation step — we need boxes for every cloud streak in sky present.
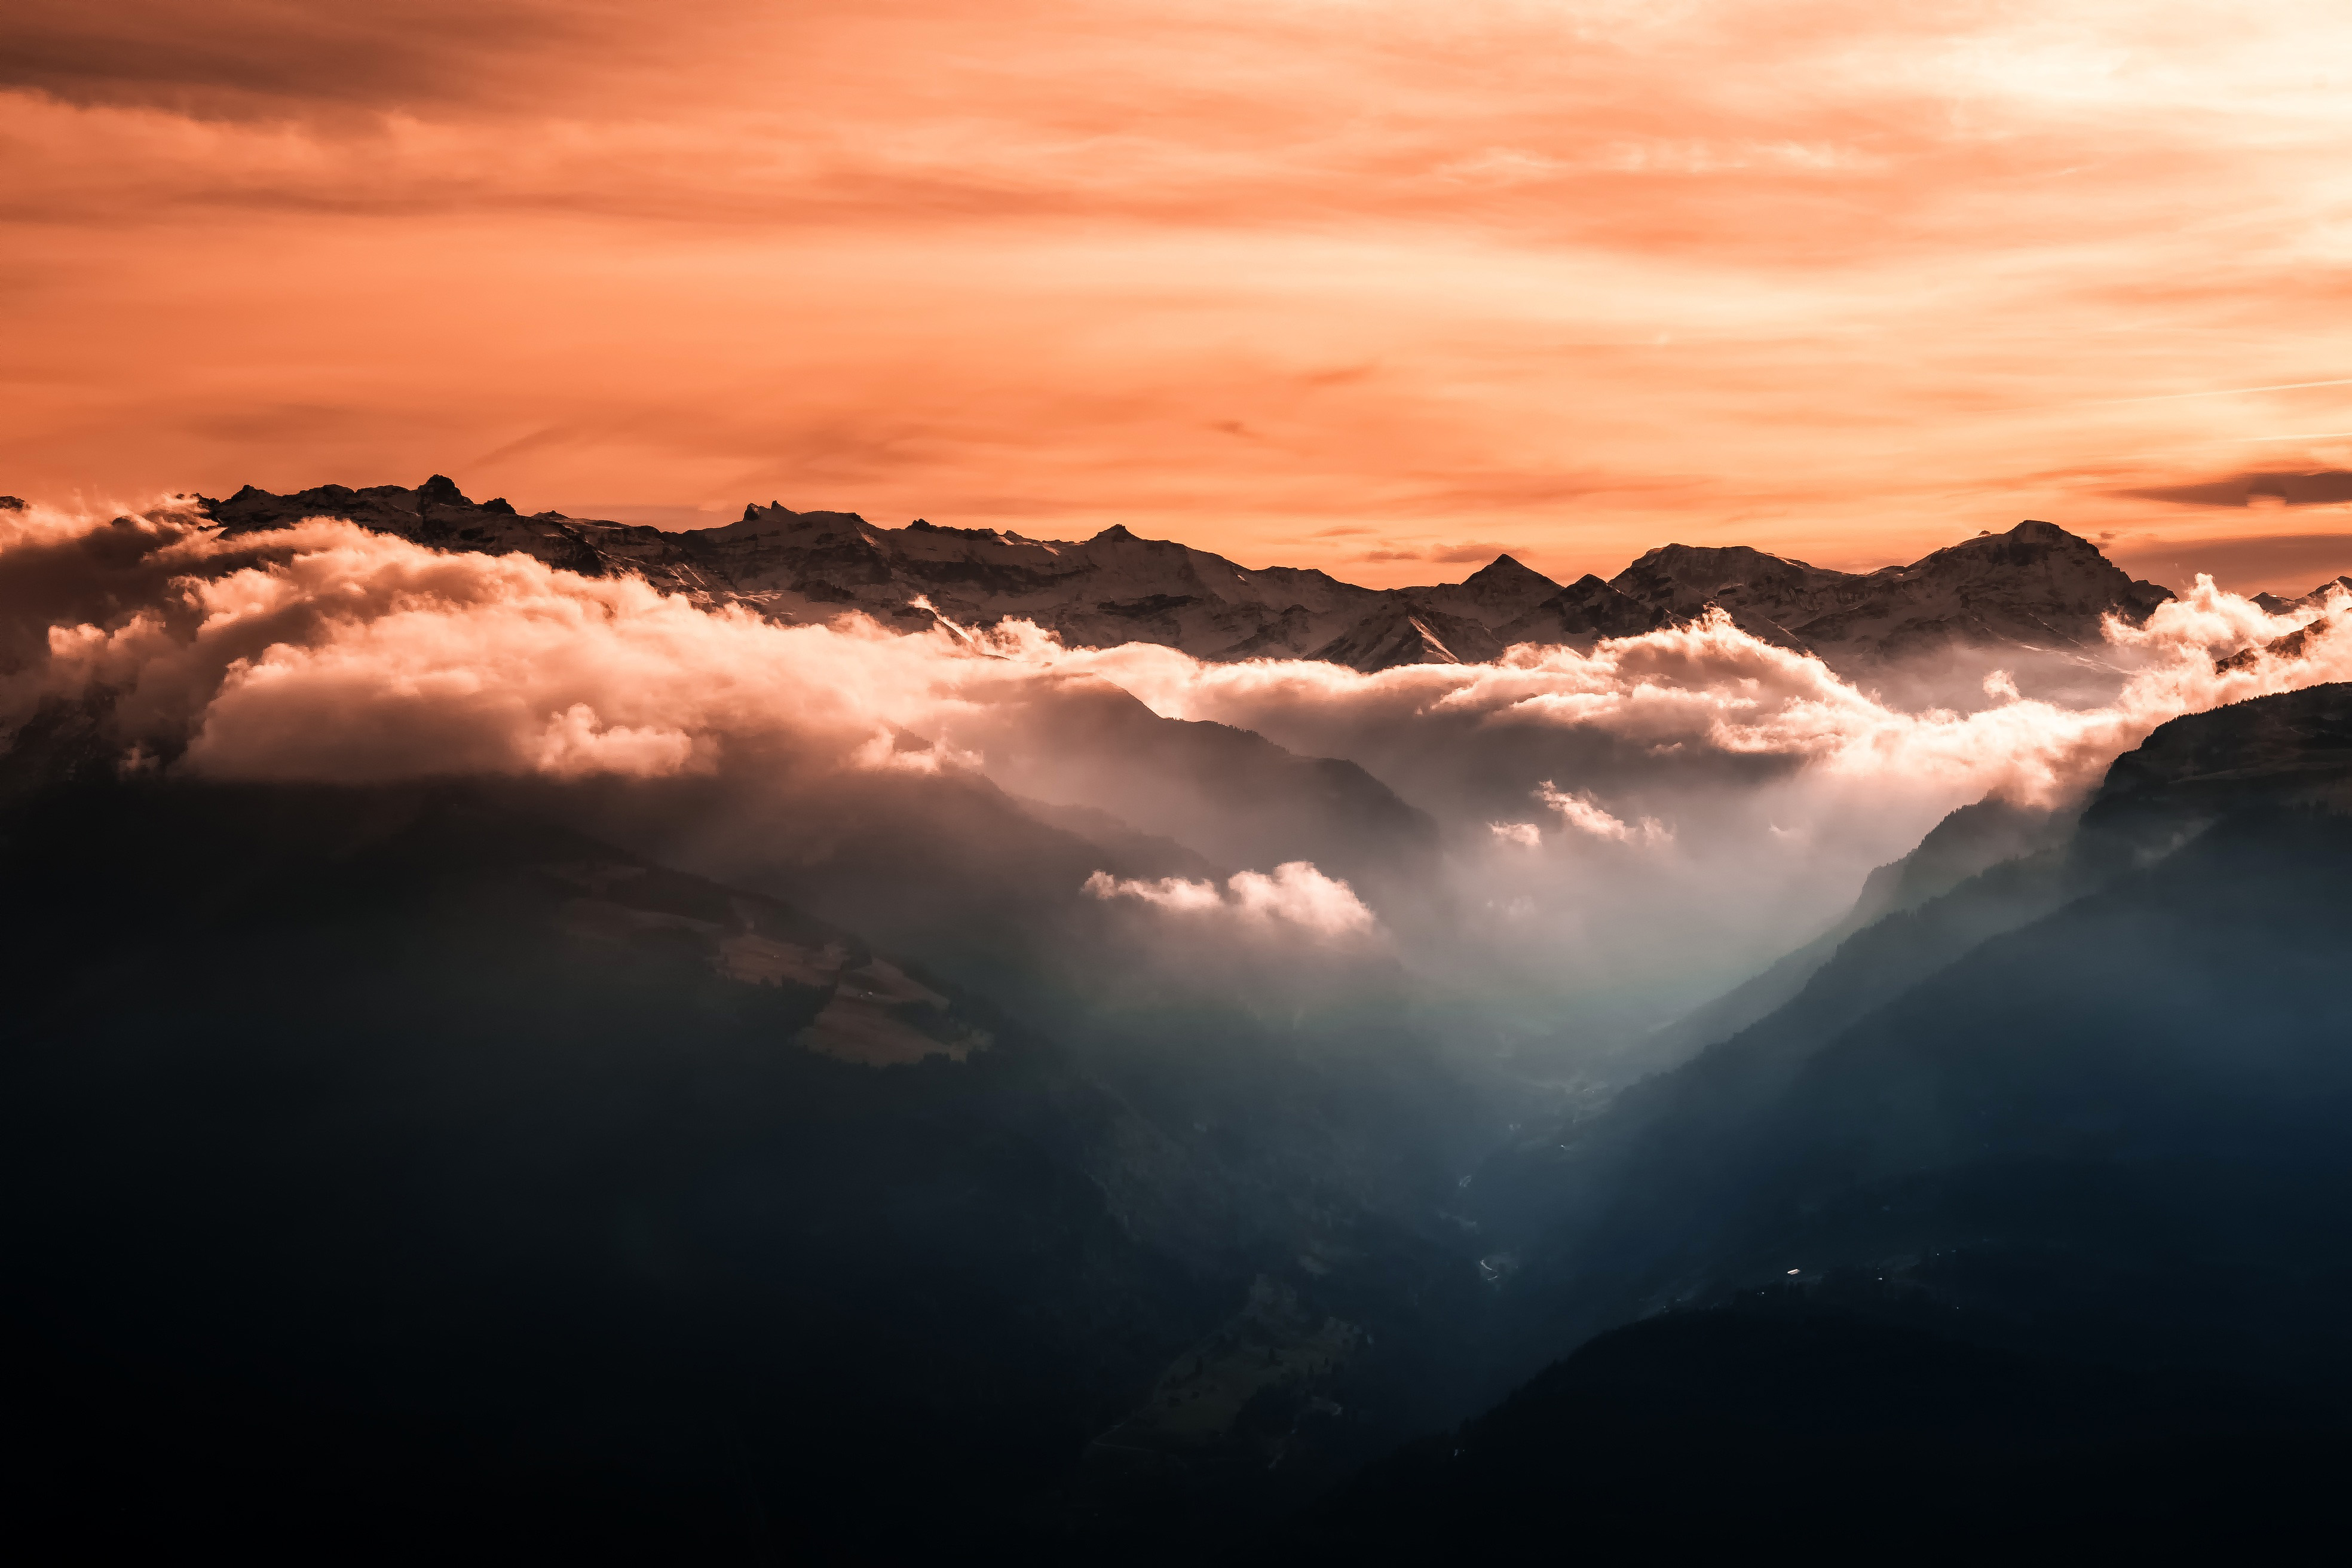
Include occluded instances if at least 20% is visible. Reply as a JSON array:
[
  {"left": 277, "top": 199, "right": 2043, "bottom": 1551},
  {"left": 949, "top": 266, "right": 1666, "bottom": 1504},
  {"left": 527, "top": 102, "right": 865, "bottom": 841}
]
[{"left": 2124, "top": 470, "right": 2352, "bottom": 508}]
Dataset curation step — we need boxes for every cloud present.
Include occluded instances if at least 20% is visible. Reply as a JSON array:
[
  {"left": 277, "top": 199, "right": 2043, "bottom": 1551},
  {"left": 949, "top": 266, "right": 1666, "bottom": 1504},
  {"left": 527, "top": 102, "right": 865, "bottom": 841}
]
[
  {"left": 958, "top": 574, "right": 2352, "bottom": 1025},
  {"left": 20, "top": 495, "right": 2349, "bottom": 855},
  {"left": 1085, "top": 861, "right": 1376, "bottom": 936},
  {"left": 5, "top": 500, "right": 951, "bottom": 784},
  {"left": 1533, "top": 781, "right": 1669, "bottom": 845},
  {"left": 1356, "top": 542, "right": 1515, "bottom": 564},
  {"left": 11, "top": 496, "right": 2352, "bottom": 1046},
  {"left": 2109, "top": 532, "right": 2352, "bottom": 596},
  {"left": 1011, "top": 584, "right": 2352, "bottom": 817},
  {"left": 0, "top": 1, "right": 733, "bottom": 119},
  {"left": 2123, "top": 470, "right": 2352, "bottom": 507},
  {"left": 1083, "top": 869, "right": 1227, "bottom": 914}
]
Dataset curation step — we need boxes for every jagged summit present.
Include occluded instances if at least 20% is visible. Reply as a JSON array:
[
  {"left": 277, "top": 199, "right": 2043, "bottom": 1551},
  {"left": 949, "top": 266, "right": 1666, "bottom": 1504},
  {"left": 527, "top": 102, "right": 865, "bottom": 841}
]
[
  {"left": 1457, "top": 553, "right": 1551, "bottom": 593},
  {"left": 1595, "top": 519, "right": 2173, "bottom": 664},
  {"left": 1496, "top": 574, "right": 1669, "bottom": 650},
  {"left": 2254, "top": 575, "right": 2352, "bottom": 615},
  {"left": 191, "top": 480, "right": 2172, "bottom": 674}
]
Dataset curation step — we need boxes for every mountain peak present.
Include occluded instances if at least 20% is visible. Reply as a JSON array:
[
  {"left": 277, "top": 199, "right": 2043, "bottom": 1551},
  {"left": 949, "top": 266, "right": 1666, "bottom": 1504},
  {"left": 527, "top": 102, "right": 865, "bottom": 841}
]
[
  {"left": 1625, "top": 541, "right": 1813, "bottom": 571},
  {"left": 1459, "top": 553, "right": 1557, "bottom": 592},
  {"left": 416, "top": 474, "right": 471, "bottom": 509}
]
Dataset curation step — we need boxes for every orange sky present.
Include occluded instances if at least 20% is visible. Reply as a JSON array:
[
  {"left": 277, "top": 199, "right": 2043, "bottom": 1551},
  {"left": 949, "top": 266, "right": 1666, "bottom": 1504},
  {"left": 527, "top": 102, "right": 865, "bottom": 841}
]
[{"left": 7, "top": 1, "right": 2352, "bottom": 590}]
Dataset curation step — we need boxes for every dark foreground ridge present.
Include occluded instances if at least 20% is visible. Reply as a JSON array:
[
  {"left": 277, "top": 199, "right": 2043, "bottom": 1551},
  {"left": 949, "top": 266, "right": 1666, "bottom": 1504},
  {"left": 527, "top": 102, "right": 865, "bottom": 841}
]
[
  {"left": 4, "top": 687, "right": 2349, "bottom": 1558},
  {"left": 1289, "top": 1303, "right": 2352, "bottom": 1563},
  {"left": 1316, "top": 682, "right": 2352, "bottom": 1561},
  {"left": 198, "top": 477, "right": 2178, "bottom": 673}
]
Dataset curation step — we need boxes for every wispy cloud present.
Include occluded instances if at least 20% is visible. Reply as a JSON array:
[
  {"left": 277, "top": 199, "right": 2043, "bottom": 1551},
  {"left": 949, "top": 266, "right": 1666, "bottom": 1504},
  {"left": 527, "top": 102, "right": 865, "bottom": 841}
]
[
  {"left": 2124, "top": 470, "right": 2352, "bottom": 507},
  {"left": 1357, "top": 541, "right": 1515, "bottom": 564}
]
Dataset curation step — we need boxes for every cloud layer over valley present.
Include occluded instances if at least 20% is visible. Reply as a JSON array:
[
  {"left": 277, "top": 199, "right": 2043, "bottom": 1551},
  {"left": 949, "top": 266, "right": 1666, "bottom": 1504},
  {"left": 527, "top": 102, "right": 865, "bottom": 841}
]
[{"left": 7, "top": 495, "right": 2348, "bottom": 1061}]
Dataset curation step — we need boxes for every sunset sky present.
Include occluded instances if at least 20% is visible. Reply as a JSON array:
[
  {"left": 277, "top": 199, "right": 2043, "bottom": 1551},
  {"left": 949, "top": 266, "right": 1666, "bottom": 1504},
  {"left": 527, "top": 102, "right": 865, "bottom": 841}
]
[{"left": 7, "top": 0, "right": 2352, "bottom": 589}]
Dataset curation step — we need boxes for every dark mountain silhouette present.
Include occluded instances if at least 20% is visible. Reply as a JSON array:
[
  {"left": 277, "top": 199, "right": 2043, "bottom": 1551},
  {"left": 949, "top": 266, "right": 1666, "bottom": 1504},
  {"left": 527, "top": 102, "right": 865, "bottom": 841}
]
[
  {"left": 0, "top": 771, "right": 1496, "bottom": 1557},
  {"left": 0, "top": 779, "right": 1220, "bottom": 1556},
  {"left": 1637, "top": 790, "right": 2084, "bottom": 1064},
  {"left": 1303, "top": 683, "right": 2352, "bottom": 1558},
  {"left": 1483, "top": 683, "right": 2352, "bottom": 1362},
  {"left": 1288, "top": 1304, "right": 2352, "bottom": 1562}
]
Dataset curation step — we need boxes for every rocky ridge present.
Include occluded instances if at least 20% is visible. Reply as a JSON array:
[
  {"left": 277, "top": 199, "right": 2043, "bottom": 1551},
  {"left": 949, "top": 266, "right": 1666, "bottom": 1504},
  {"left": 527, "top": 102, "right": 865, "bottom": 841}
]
[
  {"left": 200, "top": 479, "right": 2176, "bottom": 675},
  {"left": 2253, "top": 575, "right": 2352, "bottom": 616}
]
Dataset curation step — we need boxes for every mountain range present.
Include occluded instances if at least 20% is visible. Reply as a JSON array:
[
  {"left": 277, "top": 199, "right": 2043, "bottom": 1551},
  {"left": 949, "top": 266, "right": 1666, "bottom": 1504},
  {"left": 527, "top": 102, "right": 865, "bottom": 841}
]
[
  {"left": 13, "top": 476, "right": 2352, "bottom": 1557},
  {"left": 203, "top": 477, "right": 2182, "bottom": 673}
]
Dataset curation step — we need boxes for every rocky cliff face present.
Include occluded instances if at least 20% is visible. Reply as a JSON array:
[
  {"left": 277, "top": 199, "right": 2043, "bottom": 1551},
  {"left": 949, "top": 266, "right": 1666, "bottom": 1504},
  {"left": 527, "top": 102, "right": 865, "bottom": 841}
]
[
  {"left": 2253, "top": 575, "right": 2352, "bottom": 616},
  {"left": 201, "top": 481, "right": 2174, "bottom": 675}
]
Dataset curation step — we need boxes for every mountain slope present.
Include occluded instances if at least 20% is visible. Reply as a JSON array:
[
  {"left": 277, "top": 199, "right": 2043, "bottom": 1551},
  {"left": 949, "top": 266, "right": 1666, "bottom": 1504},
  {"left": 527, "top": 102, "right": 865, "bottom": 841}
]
[
  {"left": 1493, "top": 572, "right": 1669, "bottom": 648},
  {"left": 1639, "top": 791, "right": 2084, "bottom": 1063},
  {"left": 0, "top": 778, "right": 1226, "bottom": 1557},
  {"left": 1294, "top": 682, "right": 2352, "bottom": 1562},
  {"left": 0, "top": 770, "right": 1502, "bottom": 1557},
  {"left": 1293, "top": 1304, "right": 2351, "bottom": 1563},
  {"left": 1483, "top": 683, "right": 2352, "bottom": 1388}
]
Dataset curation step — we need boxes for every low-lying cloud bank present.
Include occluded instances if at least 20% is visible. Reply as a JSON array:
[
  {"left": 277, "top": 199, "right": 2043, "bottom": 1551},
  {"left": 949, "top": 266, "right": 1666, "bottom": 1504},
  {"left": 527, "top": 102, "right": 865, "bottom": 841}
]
[
  {"left": 985, "top": 583, "right": 2347, "bottom": 814},
  {"left": 969, "top": 580, "right": 2352, "bottom": 1023},
  {"left": 1085, "top": 862, "right": 1377, "bottom": 938},
  {"left": 6, "top": 497, "right": 2348, "bottom": 1052}
]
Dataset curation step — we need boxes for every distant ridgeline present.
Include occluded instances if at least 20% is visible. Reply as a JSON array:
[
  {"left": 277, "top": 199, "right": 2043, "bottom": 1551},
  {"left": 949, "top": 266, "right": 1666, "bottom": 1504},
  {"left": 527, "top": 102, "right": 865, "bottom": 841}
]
[{"left": 202, "top": 477, "right": 2181, "bottom": 673}]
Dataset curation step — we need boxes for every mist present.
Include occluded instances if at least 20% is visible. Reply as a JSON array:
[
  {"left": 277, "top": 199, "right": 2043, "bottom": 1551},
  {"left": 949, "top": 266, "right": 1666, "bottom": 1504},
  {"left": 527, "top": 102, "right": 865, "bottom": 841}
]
[{"left": 8, "top": 495, "right": 2348, "bottom": 1076}]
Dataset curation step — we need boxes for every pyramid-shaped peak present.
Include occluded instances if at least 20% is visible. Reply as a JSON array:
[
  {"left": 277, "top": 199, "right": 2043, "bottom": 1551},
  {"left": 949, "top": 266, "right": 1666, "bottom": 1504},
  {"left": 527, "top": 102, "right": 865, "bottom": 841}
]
[
  {"left": 1460, "top": 553, "right": 1558, "bottom": 591},
  {"left": 416, "top": 474, "right": 472, "bottom": 508},
  {"left": 1922, "top": 519, "right": 2105, "bottom": 565}
]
